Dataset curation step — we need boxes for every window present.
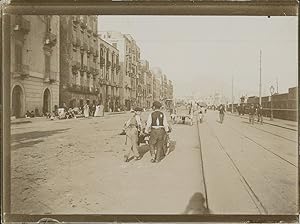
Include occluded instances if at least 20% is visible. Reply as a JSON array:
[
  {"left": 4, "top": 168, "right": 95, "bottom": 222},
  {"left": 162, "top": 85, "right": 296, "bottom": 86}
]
[
  {"left": 15, "top": 44, "right": 22, "bottom": 67},
  {"left": 45, "top": 54, "right": 51, "bottom": 73},
  {"left": 81, "top": 53, "right": 84, "bottom": 67}
]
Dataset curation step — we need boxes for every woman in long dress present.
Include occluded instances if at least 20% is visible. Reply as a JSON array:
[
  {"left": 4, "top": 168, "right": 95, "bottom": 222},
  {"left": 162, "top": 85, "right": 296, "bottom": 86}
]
[
  {"left": 83, "top": 103, "right": 89, "bottom": 118},
  {"left": 94, "top": 104, "right": 101, "bottom": 117},
  {"left": 99, "top": 104, "right": 104, "bottom": 117}
]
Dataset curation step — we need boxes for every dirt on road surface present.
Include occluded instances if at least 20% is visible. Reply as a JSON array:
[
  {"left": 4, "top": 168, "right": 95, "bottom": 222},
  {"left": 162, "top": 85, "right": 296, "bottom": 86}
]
[{"left": 11, "top": 112, "right": 206, "bottom": 214}]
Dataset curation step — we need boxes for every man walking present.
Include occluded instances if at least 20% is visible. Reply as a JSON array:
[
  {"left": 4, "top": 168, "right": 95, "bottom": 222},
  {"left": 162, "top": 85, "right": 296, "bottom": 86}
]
[
  {"left": 145, "top": 101, "right": 169, "bottom": 163},
  {"left": 249, "top": 104, "right": 255, "bottom": 125},
  {"left": 257, "top": 104, "right": 264, "bottom": 125},
  {"left": 123, "top": 107, "right": 143, "bottom": 162},
  {"left": 219, "top": 104, "right": 225, "bottom": 124}
]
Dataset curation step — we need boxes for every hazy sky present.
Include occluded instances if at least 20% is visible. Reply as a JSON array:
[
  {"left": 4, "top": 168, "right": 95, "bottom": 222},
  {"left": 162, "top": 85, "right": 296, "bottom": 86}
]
[{"left": 98, "top": 16, "right": 297, "bottom": 100}]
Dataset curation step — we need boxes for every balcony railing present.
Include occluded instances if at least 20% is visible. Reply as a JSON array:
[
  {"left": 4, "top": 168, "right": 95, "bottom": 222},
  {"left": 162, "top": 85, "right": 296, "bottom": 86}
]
[
  {"left": 76, "top": 37, "right": 81, "bottom": 47},
  {"left": 100, "top": 57, "right": 105, "bottom": 68},
  {"left": 106, "top": 60, "right": 111, "bottom": 68},
  {"left": 14, "top": 16, "right": 30, "bottom": 34},
  {"left": 15, "top": 63, "right": 30, "bottom": 78},
  {"left": 44, "top": 71, "right": 58, "bottom": 83},
  {"left": 87, "top": 25, "right": 93, "bottom": 34},
  {"left": 72, "top": 16, "right": 80, "bottom": 25},
  {"left": 44, "top": 32, "right": 57, "bottom": 48},
  {"left": 94, "top": 50, "right": 99, "bottom": 58}
]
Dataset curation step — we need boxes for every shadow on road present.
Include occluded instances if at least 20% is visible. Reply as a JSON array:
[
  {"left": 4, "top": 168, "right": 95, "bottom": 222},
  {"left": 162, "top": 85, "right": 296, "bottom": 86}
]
[
  {"left": 138, "top": 144, "right": 150, "bottom": 158},
  {"left": 11, "top": 128, "right": 70, "bottom": 151},
  {"left": 183, "top": 192, "right": 210, "bottom": 214}
]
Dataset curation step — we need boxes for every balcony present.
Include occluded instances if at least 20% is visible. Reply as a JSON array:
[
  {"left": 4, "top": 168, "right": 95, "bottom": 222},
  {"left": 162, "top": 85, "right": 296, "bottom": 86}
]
[
  {"left": 72, "top": 16, "right": 80, "bottom": 25},
  {"left": 81, "top": 65, "right": 88, "bottom": 72},
  {"left": 80, "top": 19, "right": 88, "bottom": 30},
  {"left": 76, "top": 37, "right": 81, "bottom": 47},
  {"left": 94, "top": 50, "right": 99, "bottom": 58},
  {"left": 87, "top": 25, "right": 93, "bottom": 34},
  {"left": 44, "top": 32, "right": 57, "bottom": 48},
  {"left": 83, "top": 42, "right": 88, "bottom": 52},
  {"left": 106, "top": 60, "right": 111, "bottom": 68},
  {"left": 93, "top": 31, "right": 98, "bottom": 38},
  {"left": 88, "top": 46, "right": 94, "bottom": 55},
  {"left": 44, "top": 71, "right": 58, "bottom": 83},
  {"left": 100, "top": 57, "right": 105, "bottom": 68},
  {"left": 14, "top": 16, "right": 30, "bottom": 35},
  {"left": 14, "top": 63, "right": 30, "bottom": 78}
]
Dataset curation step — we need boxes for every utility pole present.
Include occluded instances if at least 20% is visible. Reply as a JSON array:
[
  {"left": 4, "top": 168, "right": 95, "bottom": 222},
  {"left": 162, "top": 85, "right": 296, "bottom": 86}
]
[
  {"left": 276, "top": 77, "right": 279, "bottom": 93},
  {"left": 231, "top": 75, "right": 234, "bottom": 113},
  {"left": 259, "top": 49, "right": 262, "bottom": 105}
]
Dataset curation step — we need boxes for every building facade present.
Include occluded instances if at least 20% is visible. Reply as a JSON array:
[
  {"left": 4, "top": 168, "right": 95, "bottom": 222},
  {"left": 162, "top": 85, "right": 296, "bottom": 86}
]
[
  {"left": 11, "top": 15, "right": 60, "bottom": 118},
  {"left": 99, "top": 31, "right": 145, "bottom": 110},
  {"left": 99, "top": 38, "right": 120, "bottom": 112},
  {"left": 59, "top": 15, "right": 101, "bottom": 109}
]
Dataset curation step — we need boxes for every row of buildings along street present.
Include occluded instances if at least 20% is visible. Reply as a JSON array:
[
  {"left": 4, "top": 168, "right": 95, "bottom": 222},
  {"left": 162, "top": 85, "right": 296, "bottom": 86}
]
[{"left": 11, "top": 15, "right": 174, "bottom": 118}]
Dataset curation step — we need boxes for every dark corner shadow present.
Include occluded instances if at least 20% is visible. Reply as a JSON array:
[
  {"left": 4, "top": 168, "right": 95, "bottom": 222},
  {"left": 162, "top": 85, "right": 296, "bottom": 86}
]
[
  {"left": 11, "top": 128, "right": 70, "bottom": 151},
  {"left": 183, "top": 192, "right": 210, "bottom": 215}
]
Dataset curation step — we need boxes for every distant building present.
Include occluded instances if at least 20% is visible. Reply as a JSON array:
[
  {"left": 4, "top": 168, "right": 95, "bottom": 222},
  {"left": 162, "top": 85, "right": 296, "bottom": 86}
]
[
  {"left": 11, "top": 15, "right": 60, "bottom": 118},
  {"left": 99, "top": 37, "right": 120, "bottom": 112},
  {"left": 99, "top": 31, "right": 141, "bottom": 110}
]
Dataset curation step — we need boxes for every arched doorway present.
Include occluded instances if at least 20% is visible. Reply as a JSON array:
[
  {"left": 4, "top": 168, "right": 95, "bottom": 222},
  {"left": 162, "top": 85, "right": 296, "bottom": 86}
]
[
  {"left": 43, "top": 88, "right": 51, "bottom": 115},
  {"left": 12, "top": 85, "right": 23, "bottom": 118}
]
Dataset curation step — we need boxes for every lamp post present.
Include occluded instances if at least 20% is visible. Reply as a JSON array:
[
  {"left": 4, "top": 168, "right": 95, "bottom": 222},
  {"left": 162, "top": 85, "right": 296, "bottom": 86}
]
[{"left": 270, "top": 85, "right": 275, "bottom": 121}]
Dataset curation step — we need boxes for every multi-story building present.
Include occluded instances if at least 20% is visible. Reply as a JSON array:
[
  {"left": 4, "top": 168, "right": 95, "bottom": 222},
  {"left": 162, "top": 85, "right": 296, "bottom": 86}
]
[
  {"left": 167, "top": 80, "right": 174, "bottom": 100},
  {"left": 60, "top": 15, "right": 100, "bottom": 108},
  {"left": 11, "top": 15, "right": 60, "bottom": 118},
  {"left": 99, "top": 37, "right": 120, "bottom": 112},
  {"left": 99, "top": 31, "right": 144, "bottom": 110},
  {"left": 140, "top": 60, "right": 151, "bottom": 108},
  {"left": 143, "top": 61, "right": 153, "bottom": 108}
]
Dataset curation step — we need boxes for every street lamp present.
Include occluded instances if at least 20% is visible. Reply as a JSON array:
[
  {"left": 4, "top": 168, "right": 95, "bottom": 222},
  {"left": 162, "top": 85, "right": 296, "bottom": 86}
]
[{"left": 270, "top": 85, "right": 275, "bottom": 121}]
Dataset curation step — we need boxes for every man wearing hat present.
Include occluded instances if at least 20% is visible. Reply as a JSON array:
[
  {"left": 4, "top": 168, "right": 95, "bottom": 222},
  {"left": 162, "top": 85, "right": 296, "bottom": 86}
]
[
  {"left": 145, "top": 101, "right": 169, "bottom": 163},
  {"left": 123, "top": 106, "right": 143, "bottom": 162}
]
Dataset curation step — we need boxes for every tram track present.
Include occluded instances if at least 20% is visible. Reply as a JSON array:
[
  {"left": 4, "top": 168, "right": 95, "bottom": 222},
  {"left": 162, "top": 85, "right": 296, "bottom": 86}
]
[
  {"left": 225, "top": 122, "right": 297, "bottom": 168},
  {"left": 196, "top": 119, "right": 210, "bottom": 212},
  {"left": 227, "top": 116, "right": 297, "bottom": 143},
  {"left": 204, "top": 121, "right": 268, "bottom": 214}
]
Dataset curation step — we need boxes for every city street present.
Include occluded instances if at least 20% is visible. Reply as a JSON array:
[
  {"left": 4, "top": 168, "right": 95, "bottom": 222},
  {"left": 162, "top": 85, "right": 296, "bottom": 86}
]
[{"left": 10, "top": 110, "right": 298, "bottom": 215}]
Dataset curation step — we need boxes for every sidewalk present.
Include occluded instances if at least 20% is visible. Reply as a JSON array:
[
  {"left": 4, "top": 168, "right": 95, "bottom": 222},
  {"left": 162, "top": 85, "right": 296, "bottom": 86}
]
[
  {"left": 227, "top": 112, "right": 297, "bottom": 131},
  {"left": 10, "top": 111, "right": 128, "bottom": 125}
]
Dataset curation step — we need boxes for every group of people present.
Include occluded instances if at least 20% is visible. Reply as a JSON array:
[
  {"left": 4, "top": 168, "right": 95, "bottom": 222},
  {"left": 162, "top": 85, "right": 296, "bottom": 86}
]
[
  {"left": 82, "top": 103, "right": 105, "bottom": 118},
  {"left": 248, "top": 104, "right": 264, "bottom": 125},
  {"left": 122, "top": 101, "right": 171, "bottom": 163},
  {"left": 217, "top": 103, "right": 264, "bottom": 125}
]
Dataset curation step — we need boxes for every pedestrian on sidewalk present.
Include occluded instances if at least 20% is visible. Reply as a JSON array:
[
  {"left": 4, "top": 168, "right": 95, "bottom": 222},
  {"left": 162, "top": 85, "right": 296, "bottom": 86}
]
[
  {"left": 249, "top": 104, "right": 255, "bottom": 125},
  {"left": 83, "top": 102, "right": 90, "bottom": 118},
  {"left": 257, "top": 104, "right": 264, "bottom": 125},
  {"left": 123, "top": 107, "right": 143, "bottom": 162},
  {"left": 219, "top": 104, "right": 225, "bottom": 124},
  {"left": 145, "top": 101, "right": 169, "bottom": 163}
]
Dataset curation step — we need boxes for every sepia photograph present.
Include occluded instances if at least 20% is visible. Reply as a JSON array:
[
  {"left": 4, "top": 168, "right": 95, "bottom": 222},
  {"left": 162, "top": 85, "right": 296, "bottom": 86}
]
[{"left": 5, "top": 14, "right": 298, "bottom": 216}]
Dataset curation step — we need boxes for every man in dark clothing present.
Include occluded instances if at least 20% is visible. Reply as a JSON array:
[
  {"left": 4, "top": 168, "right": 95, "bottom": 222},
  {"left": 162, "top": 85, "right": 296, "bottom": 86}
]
[
  {"left": 257, "top": 104, "right": 264, "bottom": 125},
  {"left": 219, "top": 104, "right": 225, "bottom": 123},
  {"left": 145, "top": 101, "right": 169, "bottom": 163},
  {"left": 249, "top": 104, "right": 255, "bottom": 125}
]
